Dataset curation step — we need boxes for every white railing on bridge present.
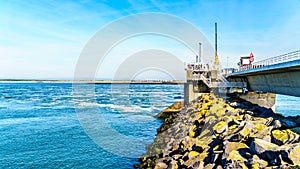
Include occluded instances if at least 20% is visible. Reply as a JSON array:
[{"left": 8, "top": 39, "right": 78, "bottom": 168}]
[
  {"left": 192, "top": 74, "right": 247, "bottom": 88},
  {"left": 239, "top": 50, "right": 300, "bottom": 71}
]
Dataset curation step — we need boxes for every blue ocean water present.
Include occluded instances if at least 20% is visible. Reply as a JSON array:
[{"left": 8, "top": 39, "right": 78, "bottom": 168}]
[
  {"left": 0, "top": 83, "right": 183, "bottom": 168},
  {"left": 0, "top": 83, "right": 298, "bottom": 168},
  {"left": 276, "top": 94, "right": 300, "bottom": 116}
]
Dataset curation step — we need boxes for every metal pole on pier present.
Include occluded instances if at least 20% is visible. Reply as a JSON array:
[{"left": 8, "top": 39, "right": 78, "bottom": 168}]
[
  {"left": 214, "top": 22, "right": 219, "bottom": 69},
  {"left": 215, "top": 22, "right": 217, "bottom": 57},
  {"left": 199, "top": 42, "right": 202, "bottom": 63}
]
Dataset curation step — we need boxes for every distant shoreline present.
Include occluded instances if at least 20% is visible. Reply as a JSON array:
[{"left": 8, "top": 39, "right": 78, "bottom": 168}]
[{"left": 0, "top": 79, "right": 186, "bottom": 84}]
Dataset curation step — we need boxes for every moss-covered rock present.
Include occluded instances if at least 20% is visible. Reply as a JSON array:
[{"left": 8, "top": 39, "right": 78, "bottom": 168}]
[
  {"left": 251, "top": 138, "right": 279, "bottom": 154},
  {"left": 155, "top": 101, "right": 183, "bottom": 119},
  {"left": 249, "top": 155, "right": 268, "bottom": 169},
  {"left": 137, "top": 93, "right": 300, "bottom": 169},
  {"left": 272, "top": 129, "right": 300, "bottom": 145},
  {"left": 223, "top": 142, "right": 248, "bottom": 158},
  {"left": 288, "top": 144, "right": 300, "bottom": 165},
  {"left": 213, "top": 121, "right": 228, "bottom": 135}
]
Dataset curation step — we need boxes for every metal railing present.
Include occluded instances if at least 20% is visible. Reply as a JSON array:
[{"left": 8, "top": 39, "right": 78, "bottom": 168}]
[
  {"left": 239, "top": 50, "right": 300, "bottom": 71},
  {"left": 210, "top": 82, "right": 247, "bottom": 88},
  {"left": 192, "top": 74, "right": 211, "bottom": 87},
  {"left": 185, "top": 63, "right": 210, "bottom": 71}
]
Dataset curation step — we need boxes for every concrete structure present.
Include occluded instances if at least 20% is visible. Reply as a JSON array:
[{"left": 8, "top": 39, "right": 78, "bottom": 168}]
[
  {"left": 184, "top": 50, "right": 300, "bottom": 109},
  {"left": 238, "top": 92, "right": 276, "bottom": 109},
  {"left": 183, "top": 60, "right": 248, "bottom": 105},
  {"left": 184, "top": 23, "right": 247, "bottom": 106},
  {"left": 229, "top": 50, "right": 300, "bottom": 97},
  {"left": 184, "top": 23, "right": 299, "bottom": 109},
  {"left": 184, "top": 67, "right": 210, "bottom": 105}
]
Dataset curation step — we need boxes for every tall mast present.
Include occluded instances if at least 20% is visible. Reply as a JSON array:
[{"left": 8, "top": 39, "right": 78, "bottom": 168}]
[
  {"left": 199, "top": 42, "right": 202, "bottom": 63},
  {"left": 214, "top": 22, "right": 219, "bottom": 69},
  {"left": 215, "top": 22, "right": 217, "bottom": 57}
]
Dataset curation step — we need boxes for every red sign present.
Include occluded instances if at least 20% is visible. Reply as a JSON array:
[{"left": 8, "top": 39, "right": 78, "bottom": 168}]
[{"left": 249, "top": 52, "right": 254, "bottom": 63}]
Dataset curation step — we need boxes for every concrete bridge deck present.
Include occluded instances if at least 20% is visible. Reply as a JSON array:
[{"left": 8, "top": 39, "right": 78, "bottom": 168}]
[
  {"left": 230, "top": 59, "right": 300, "bottom": 77},
  {"left": 229, "top": 50, "right": 300, "bottom": 97}
]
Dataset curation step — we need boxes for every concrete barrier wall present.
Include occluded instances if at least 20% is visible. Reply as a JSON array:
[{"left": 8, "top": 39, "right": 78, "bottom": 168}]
[
  {"left": 239, "top": 92, "right": 276, "bottom": 109},
  {"left": 247, "top": 71, "right": 300, "bottom": 97},
  {"left": 184, "top": 82, "right": 208, "bottom": 105}
]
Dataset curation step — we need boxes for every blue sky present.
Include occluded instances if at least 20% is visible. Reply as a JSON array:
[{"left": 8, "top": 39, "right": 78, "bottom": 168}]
[{"left": 1, "top": 0, "right": 300, "bottom": 79}]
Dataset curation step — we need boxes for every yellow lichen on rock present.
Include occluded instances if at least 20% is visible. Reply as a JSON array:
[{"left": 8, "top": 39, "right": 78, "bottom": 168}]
[
  {"left": 188, "top": 129, "right": 195, "bottom": 137},
  {"left": 252, "top": 138, "right": 279, "bottom": 154},
  {"left": 139, "top": 93, "right": 300, "bottom": 169},
  {"left": 188, "top": 151, "right": 199, "bottom": 157},
  {"left": 252, "top": 123, "right": 266, "bottom": 133},
  {"left": 154, "top": 162, "right": 167, "bottom": 169},
  {"left": 227, "top": 150, "right": 247, "bottom": 162},
  {"left": 272, "top": 129, "right": 300, "bottom": 145},
  {"left": 250, "top": 155, "right": 268, "bottom": 169},
  {"left": 289, "top": 145, "right": 300, "bottom": 165},
  {"left": 198, "top": 152, "right": 208, "bottom": 161},
  {"left": 195, "top": 139, "right": 210, "bottom": 150},
  {"left": 239, "top": 126, "right": 251, "bottom": 138},
  {"left": 213, "top": 121, "right": 228, "bottom": 134},
  {"left": 223, "top": 142, "right": 248, "bottom": 159},
  {"left": 226, "top": 150, "right": 248, "bottom": 169}
]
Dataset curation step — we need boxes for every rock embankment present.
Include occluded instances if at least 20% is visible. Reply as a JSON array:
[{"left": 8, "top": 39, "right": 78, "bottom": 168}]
[
  {"left": 136, "top": 94, "right": 300, "bottom": 169},
  {"left": 155, "top": 101, "right": 183, "bottom": 133}
]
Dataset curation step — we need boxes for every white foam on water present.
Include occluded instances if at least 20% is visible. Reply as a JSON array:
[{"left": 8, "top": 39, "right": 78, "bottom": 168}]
[
  {"left": 77, "top": 102, "right": 100, "bottom": 107},
  {"left": 126, "top": 114, "right": 156, "bottom": 121},
  {"left": 0, "top": 116, "right": 68, "bottom": 125},
  {"left": 75, "top": 102, "right": 159, "bottom": 113},
  {"left": 103, "top": 104, "right": 153, "bottom": 113}
]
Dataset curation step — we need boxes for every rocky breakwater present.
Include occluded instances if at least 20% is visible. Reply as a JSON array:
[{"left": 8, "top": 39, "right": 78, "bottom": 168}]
[{"left": 136, "top": 93, "right": 300, "bottom": 169}]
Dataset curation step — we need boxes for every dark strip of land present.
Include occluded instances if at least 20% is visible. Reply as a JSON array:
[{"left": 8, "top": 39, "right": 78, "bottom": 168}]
[{"left": 0, "top": 79, "right": 185, "bottom": 84}]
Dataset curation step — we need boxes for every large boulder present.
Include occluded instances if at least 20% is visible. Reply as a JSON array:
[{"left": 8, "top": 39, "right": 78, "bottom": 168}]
[
  {"left": 155, "top": 101, "right": 183, "bottom": 119},
  {"left": 288, "top": 144, "right": 300, "bottom": 165},
  {"left": 250, "top": 138, "right": 281, "bottom": 165},
  {"left": 252, "top": 117, "right": 273, "bottom": 126},
  {"left": 224, "top": 150, "right": 248, "bottom": 168},
  {"left": 167, "top": 160, "right": 179, "bottom": 169},
  {"left": 250, "top": 123, "right": 273, "bottom": 142},
  {"left": 248, "top": 155, "right": 268, "bottom": 168},
  {"left": 279, "top": 143, "right": 300, "bottom": 166},
  {"left": 272, "top": 129, "right": 300, "bottom": 145},
  {"left": 239, "top": 122, "right": 254, "bottom": 139},
  {"left": 154, "top": 162, "right": 167, "bottom": 169},
  {"left": 222, "top": 142, "right": 250, "bottom": 168},
  {"left": 251, "top": 138, "right": 278, "bottom": 154},
  {"left": 223, "top": 142, "right": 249, "bottom": 159}
]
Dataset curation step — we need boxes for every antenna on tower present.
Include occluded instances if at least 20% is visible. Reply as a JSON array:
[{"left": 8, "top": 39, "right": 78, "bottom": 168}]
[{"left": 199, "top": 42, "right": 203, "bottom": 63}]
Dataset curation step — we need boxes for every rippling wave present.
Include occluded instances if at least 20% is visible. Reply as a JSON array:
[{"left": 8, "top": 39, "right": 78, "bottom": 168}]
[
  {"left": 0, "top": 83, "right": 183, "bottom": 168},
  {"left": 0, "top": 83, "right": 296, "bottom": 168}
]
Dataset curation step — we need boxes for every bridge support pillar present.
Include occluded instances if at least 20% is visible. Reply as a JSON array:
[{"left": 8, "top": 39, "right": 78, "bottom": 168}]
[
  {"left": 238, "top": 92, "right": 276, "bottom": 109},
  {"left": 184, "top": 81, "right": 209, "bottom": 106}
]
